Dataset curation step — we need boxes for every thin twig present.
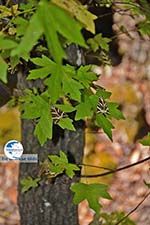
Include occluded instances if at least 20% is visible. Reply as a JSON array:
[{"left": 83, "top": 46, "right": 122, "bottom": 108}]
[
  {"left": 78, "top": 163, "right": 115, "bottom": 171},
  {"left": 79, "top": 156, "right": 150, "bottom": 178},
  {"left": 114, "top": 191, "right": 150, "bottom": 225}
]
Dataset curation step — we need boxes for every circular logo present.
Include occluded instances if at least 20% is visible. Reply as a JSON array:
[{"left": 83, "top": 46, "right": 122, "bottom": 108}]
[{"left": 4, "top": 140, "right": 24, "bottom": 160}]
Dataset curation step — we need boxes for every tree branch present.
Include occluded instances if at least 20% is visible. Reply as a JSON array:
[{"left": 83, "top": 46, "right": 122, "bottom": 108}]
[
  {"left": 79, "top": 156, "right": 150, "bottom": 178},
  {"left": 78, "top": 163, "right": 114, "bottom": 171},
  {"left": 115, "top": 191, "right": 150, "bottom": 225}
]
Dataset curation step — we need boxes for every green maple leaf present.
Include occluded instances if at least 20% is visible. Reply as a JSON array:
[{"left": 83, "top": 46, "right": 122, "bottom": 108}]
[
  {"left": 75, "top": 93, "right": 100, "bottom": 120},
  {"left": 11, "top": 11, "right": 43, "bottom": 60},
  {"left": 107, "top": 102, "right": 125, "bottom": 120},
  {"left": 11, "top": 1, "right": 86, "bottom": 63},
  {"left": 21, "top": 177, "right": 41, "bottom": 193},
  {"left": 70, "top": 183, "right": 112, "bottom": 214},
  {"left": 22, "top": 94, "right": 48, "bottom": 119},
  {"left": 65, "top": 164, "right": 80, "bottom": 178},
  {"left": 49, "top": 151, "right": 68, "bottom": 164},
  {"left": 55, "top": 104, "right": 75, "bottom": 113},
  {"left": 38, "top": 1, "right": 65, "bottom": 64},
  {"left": 58, "top": 118, "right": 75, "bottom": 131},
  {"left": 13, "top": 17, "right": 28, "bottom": 37},
  {"left": 0, "top": 36, "right": 17, "bottom": 50},
  {"left": 96, "top": 114, "right": 114, "bottom": 140},
  {"left": 38, "top": 1, "right": 86, "bottom": 64},
  {"left": 49, "top": 151, "right": 80, "bottom": 178},
  {"left": 61, "top": 65, "right": 84, "bottom": 101},
  {"left": 28, "top": 56, "right": 62, "bottom": 103},
  {"left": 44, "top": 66, "right": 62, "bottom": 103},
  {"left": 87, "top": 33, "right": 111, "bottom": 52},
  {"left": 96, "top": 89, "right": 112, "bottom": 99},
  {"left": 62, "top": 76, "right": 83, "bottom": 102},
  {"left": 22, "top": 94, "right": 52, "bottom": 145},
  {"left": 49, "top": 3, "right": 86, "bottom": 46},
  {"left": 76, "top": 65, "right": 97, "bottom": 88},
  {"left": 28, "top": 56, "right": 84, "bottom": 103},
  {"left": 28, "top": 55, "right": 56, "bottom": 80},
  {"left": 34, "top": 111, "right": 53, "bottom": 146},
  {"left": 75, "top": 99, "right": 93, "bottom": 120}
]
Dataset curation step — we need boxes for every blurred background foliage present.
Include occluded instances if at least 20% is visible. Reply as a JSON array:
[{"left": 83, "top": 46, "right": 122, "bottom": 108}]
[{"left": 0, "top": 106, "right": 21, "bottom": 147}]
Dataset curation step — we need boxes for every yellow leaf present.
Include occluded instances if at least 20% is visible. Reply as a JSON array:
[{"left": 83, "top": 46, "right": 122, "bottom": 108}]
[{"left": 52, "top": 0, "right": 97, "bottom": 33}]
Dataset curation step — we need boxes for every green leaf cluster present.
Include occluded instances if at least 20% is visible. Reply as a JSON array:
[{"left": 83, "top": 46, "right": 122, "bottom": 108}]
[
  {"left": 49, "top": 151, "right": 80, "bottom": 178},
  {"left": 87, "top": 34, "right": 111, "bottom": 52},
  {"left": 11, "top": 0, "right": 86, "bottom": 63},
  {"left": 0, "top": 0, "right": 124, "bottom": 144},
  {"left": 28, "top": 56, "right": 86, "bottom": 103},
  {"left": 0, "top": 0, "right": 95, "bottom": 82}
]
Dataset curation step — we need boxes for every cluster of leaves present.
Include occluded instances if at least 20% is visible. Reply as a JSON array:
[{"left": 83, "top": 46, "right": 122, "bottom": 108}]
[
  {"left": 0, "top": 0, "right": 94, "bottom": 82},
  {"left": 21, "top": 55, "right": 124, "bottom": 144},
  {"left": 87, "top": 34, "right": 111, "bottom": 52},
  {"left": 21, "top": 150, "right": 112, "bottom": 215},
  {"left": 2, "top": 0, "right": 149, "bottom": 145},
  {"left": 20, "top": 136, "right": 150, "bottom": 218},
  {"left": 0, "top": 0, "right": 124, "bottom": 145},
  {"left": 20, "top": 150, "right": 79, "bottom": 192},
  {"left": 48, "top": 150, "right": 80, "bottom": 178}
]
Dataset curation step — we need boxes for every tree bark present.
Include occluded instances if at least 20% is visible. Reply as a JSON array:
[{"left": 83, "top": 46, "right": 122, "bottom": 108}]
[
  {"left": 18, "top": 42, "right": 85, "bottom": 225},
  {"left": 18, "top": 119, "right": 84, "bottom": 225}
]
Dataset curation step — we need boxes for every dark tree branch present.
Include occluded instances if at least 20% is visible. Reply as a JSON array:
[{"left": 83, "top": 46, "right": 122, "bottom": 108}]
[
  {"left": 78, "top": 163, "right": 114, "bottom": 171},
  {"left": 78, "top": 156, "right": 150, "bottom": 178}
]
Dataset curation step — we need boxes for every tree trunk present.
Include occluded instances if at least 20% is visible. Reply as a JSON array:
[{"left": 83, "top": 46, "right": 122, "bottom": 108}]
[
  {"left": 18, "top": 42, "right": 85, "bottom": 225},
  {"left": 18, "top": 119, "right": 84, "bottom": 225}
]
